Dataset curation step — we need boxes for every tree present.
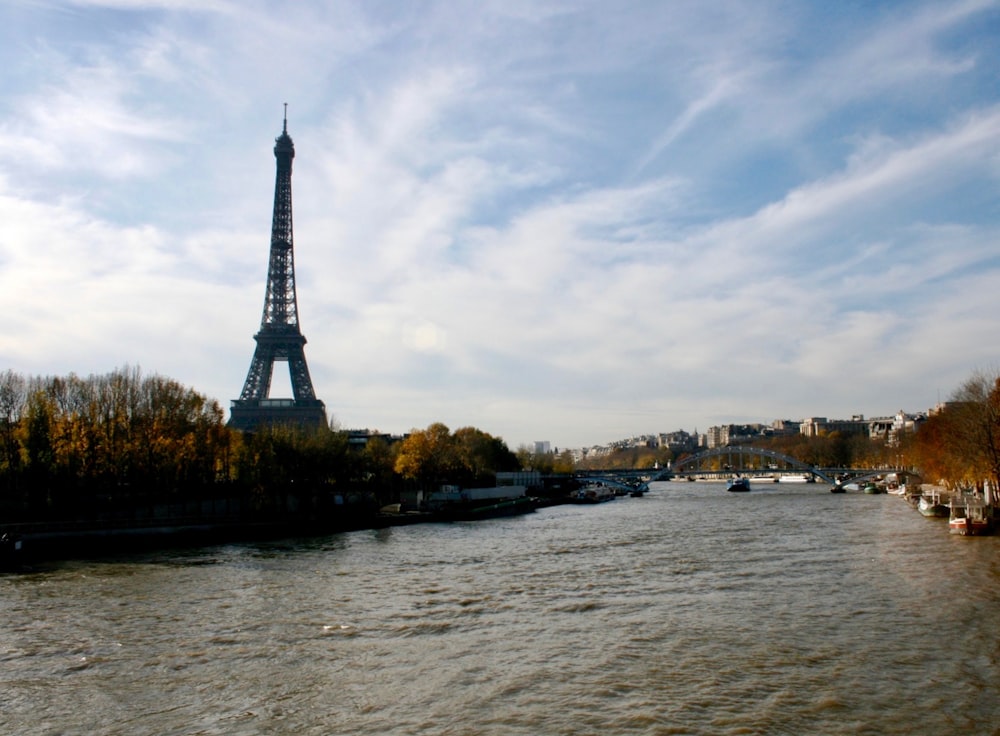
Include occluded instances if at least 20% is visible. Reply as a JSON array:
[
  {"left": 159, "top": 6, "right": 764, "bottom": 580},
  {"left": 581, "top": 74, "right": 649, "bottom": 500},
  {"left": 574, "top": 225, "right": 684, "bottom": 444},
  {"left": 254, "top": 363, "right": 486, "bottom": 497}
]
[
  {"left": 394, "top": 423, "right": 518, "bottom": 487},
  {"left": 360, "top": 435, "right": 399, "bottom": 502},
  {"left": 552, "top": 449, "right": 577, "bottom": 474},
  {"left": 946, "top": 370, "right": 1000, "bottom": 496},
  {"left": 394, "top": 423, "right": 455, "bottom": 485},
  {"left": 910, "top": 368, "right": 1000, "bottom": 503},
  {"left": 452, "top": 426, "right": 519, "bottom": 484},
  {"left": 913, "top": 411, "right": 962, "bottom": 487},
  {"left": 0, "top": 370, "right": 26, "bottom": 500},
  {"left": 517, "top": 444, "right": 558, "bottom": 473}
]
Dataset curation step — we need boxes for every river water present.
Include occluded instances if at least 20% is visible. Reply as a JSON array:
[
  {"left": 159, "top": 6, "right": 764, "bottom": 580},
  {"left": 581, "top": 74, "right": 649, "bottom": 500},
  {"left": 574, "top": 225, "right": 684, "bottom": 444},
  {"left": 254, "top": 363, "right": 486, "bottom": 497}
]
[{"left": 2, "top": 481, "right": 998, "bottom": 735}]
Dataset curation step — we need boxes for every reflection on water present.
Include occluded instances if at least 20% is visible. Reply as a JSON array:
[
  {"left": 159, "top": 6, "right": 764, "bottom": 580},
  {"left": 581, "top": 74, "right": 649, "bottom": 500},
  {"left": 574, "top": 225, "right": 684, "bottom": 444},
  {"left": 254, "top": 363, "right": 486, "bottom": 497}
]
[{"left": 2, "top": 482, "right": 998, "bottom": 735}]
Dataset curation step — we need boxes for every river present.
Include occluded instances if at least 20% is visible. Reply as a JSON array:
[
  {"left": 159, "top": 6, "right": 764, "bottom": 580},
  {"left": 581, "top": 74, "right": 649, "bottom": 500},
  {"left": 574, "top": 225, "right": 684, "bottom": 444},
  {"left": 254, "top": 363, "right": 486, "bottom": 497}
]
[{"left": 2, "top": 481, "right": 998, "bottom": 735}]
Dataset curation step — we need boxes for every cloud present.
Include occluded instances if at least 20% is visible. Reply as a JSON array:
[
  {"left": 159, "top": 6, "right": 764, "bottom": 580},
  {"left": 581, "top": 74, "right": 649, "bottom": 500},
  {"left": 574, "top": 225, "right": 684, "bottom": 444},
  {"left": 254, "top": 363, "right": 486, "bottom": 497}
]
[
  {"left": 306, "top": 96, "right": 1000, "bottom": 439},
  {"left": 0, "top": 0, "right": 998, "bottom": 448},
  {"left": 0, "top": 58, "right": 186, "bottom": 182}
]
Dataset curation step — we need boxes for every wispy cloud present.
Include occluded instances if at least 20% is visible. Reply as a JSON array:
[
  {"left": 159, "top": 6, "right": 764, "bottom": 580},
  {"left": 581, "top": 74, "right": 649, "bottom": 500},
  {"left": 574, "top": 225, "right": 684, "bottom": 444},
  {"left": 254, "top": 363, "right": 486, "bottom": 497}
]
[{"left": 0, "top": 0, "right": 998, "bottom": 447}]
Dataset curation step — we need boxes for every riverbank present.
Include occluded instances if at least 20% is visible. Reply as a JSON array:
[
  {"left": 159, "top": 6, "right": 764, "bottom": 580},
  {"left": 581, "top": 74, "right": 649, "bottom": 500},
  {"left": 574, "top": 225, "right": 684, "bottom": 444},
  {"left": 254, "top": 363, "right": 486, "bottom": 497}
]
[
  {"left": 2, "top": 516, "right": 375, "bottom": 567},
  {"left": 1, "top": 494, "right": 579, "bottom": 567}
]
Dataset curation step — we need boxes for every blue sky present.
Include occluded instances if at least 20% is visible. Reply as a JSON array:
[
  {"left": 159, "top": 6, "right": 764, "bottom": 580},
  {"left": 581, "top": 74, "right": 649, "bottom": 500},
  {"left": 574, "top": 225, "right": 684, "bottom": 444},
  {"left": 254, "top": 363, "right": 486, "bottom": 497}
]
[{"left": 1, "top": 0, "right": 999, "bottom": 450}]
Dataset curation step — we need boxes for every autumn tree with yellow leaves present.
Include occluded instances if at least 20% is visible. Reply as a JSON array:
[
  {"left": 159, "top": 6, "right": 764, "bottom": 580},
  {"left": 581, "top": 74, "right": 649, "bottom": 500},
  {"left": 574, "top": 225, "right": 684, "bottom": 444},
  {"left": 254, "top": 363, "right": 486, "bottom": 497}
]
[
  {"left": 394, "top": 423, "right": 519, "bottom": 488},
  {"left": 914, "top": 369, "right": 1000, "bottom": 497}
]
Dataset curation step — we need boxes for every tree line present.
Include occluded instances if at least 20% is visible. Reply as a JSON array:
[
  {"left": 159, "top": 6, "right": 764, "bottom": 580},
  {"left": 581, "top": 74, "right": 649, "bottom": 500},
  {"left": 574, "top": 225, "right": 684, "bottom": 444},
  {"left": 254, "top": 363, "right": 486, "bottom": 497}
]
[
  {"left": 0, "top": 368, "right": 521, "bottom": 523},
  {"left": 1, "top": 367, "right": 232, "bottom": 520},
  {"left": 910, "top": 369, "right": 1000, "bottom": 494},
  {"left": 3, "top": 365, "right": 998, "bottom": 522}
]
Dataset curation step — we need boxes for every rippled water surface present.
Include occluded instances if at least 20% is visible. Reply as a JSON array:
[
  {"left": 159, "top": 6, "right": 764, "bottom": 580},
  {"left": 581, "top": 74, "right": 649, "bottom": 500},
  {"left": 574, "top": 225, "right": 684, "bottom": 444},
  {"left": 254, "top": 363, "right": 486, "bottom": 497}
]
[{"left": 3, "top": 482, "right": 999, "bottom": 735}]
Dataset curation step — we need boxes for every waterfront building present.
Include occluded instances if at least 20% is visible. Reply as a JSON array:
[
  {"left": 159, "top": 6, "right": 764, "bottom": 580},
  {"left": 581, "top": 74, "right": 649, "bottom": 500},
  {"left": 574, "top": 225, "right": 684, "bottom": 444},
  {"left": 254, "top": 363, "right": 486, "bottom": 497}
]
[{"left": 799, "top": 417, "right": 868, "bottom": 438}]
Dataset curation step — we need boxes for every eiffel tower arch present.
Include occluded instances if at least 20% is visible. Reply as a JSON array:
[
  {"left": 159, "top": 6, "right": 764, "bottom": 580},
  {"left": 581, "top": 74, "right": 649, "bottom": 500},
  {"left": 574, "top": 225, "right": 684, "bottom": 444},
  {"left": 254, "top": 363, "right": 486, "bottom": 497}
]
[{"left": 229, "top": 109, "right": 327, "bottom": 431}]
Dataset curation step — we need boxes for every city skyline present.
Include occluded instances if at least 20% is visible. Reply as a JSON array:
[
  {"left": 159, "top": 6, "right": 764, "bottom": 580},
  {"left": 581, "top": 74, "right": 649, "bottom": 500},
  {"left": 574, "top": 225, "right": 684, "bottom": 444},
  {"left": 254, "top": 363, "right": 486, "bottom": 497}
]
[
  {"left": 543, "top": 407, "right": 926, "bottom": 453},
  {"left": 1, "top": 1, "right": 999, "bottom": 450}
]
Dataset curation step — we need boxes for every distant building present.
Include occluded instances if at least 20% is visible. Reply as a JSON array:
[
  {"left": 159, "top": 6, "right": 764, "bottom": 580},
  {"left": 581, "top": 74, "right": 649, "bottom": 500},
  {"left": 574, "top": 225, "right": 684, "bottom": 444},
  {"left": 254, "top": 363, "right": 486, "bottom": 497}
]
[
  {"left": 658, "top": 430, "right": 696, "bottom": 452},
  {"left": 344, "top": 429, "right": 406, "bottom": 449},
  {"left": 705, "top": 423, "right": 766, "bottom": 448},
  {"left": 885, "top": 410, "right": 925, "bottom": 446},
  {"left": 768, "top": 419, "right": 799, "bottom": 436},
  {"left": 799, "top": 417, "right": 868, "bottom": 437},
  {"left": 573, "top": 410, "right": 924, "bottom": 460},
  {"left": 799, "top": 413, "right": 924, "bottom": 445}
]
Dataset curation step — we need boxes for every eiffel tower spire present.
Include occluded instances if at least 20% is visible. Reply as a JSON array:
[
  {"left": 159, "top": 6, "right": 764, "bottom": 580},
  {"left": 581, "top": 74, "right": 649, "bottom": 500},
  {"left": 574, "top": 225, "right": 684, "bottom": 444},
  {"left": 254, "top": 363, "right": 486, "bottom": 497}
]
[{"left": 229, "top": 108, "right": 327, "bottom": 431}]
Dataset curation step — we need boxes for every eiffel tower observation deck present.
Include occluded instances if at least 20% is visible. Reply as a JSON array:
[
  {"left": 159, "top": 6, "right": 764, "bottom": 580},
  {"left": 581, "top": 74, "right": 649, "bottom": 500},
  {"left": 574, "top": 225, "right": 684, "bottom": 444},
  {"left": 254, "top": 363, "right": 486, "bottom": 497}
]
[{"left": 229, "top": 108, "right": 327, "bottom": 431}]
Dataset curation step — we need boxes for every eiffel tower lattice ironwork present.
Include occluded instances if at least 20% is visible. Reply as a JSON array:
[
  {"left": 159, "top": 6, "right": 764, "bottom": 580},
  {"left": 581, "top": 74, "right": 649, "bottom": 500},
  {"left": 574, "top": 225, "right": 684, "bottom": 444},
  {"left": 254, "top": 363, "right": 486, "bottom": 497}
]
[{"left": 229, "top": 108, "right": 327, "bottom": 431}]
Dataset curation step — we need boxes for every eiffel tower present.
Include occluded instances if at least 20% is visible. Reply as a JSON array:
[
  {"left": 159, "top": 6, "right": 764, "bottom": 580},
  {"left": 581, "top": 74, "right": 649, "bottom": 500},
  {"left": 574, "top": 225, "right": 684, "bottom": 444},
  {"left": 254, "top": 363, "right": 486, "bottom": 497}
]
[{"left": 229, "top": 108, "right": 327, "bottom": 431}]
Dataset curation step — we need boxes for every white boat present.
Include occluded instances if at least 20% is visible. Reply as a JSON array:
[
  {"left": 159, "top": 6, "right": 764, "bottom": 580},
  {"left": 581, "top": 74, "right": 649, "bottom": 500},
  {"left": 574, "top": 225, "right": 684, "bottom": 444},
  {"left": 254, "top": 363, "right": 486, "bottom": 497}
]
[
  {"left": 917, "top": 491, "right": 948, "bottom": 518},
  {"left": 886, "top": 473, "right": 907, "bottom": 494}
]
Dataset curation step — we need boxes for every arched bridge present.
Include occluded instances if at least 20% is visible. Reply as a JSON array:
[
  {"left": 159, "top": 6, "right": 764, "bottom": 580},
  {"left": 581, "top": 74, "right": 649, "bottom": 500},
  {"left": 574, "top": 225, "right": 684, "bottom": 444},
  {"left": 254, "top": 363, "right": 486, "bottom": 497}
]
[
  {"left": 577, "top": 446, "right": 912, "bottom": 491},
  {"left": 663, "top": 446, "right": 836, "bottom": 483}
]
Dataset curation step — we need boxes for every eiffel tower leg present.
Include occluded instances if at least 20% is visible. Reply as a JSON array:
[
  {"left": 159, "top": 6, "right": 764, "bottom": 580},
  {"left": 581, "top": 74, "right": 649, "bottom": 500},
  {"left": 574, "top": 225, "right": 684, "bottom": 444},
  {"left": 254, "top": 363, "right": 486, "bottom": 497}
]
[
  {"left": 287, "top": 347, "right": 317, "bottom": 402},
  {"left": 239, "top": 345, "right": 276, "bottom": 401}
]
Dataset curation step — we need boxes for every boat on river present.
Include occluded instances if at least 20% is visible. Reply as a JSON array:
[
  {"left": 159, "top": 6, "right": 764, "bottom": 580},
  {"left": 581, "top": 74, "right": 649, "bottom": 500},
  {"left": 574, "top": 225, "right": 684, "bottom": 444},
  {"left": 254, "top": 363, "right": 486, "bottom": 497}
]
[
  {"left": 427, "top": 485, "right": 537, "bottom": 521},
  {"left": 948, "top": 495, "right": 991, "bottom": 536},
  {"left": 886, "top": 473, "right": 907, "bottom": 495},
  {"left": 778, "top": 474, "right": 813, "bottom": 483},
  {"left": 917, "top": 491, "right": 949, "bottom": 518},
  {"left": 726, "top": 477, "right": 751, "bottom": 492},
  {"left": 437, "top": 495, "right": 538, "bottom": 521},
  {"left": 573, "top": 485, "right": 616, "bottom": 503}
]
